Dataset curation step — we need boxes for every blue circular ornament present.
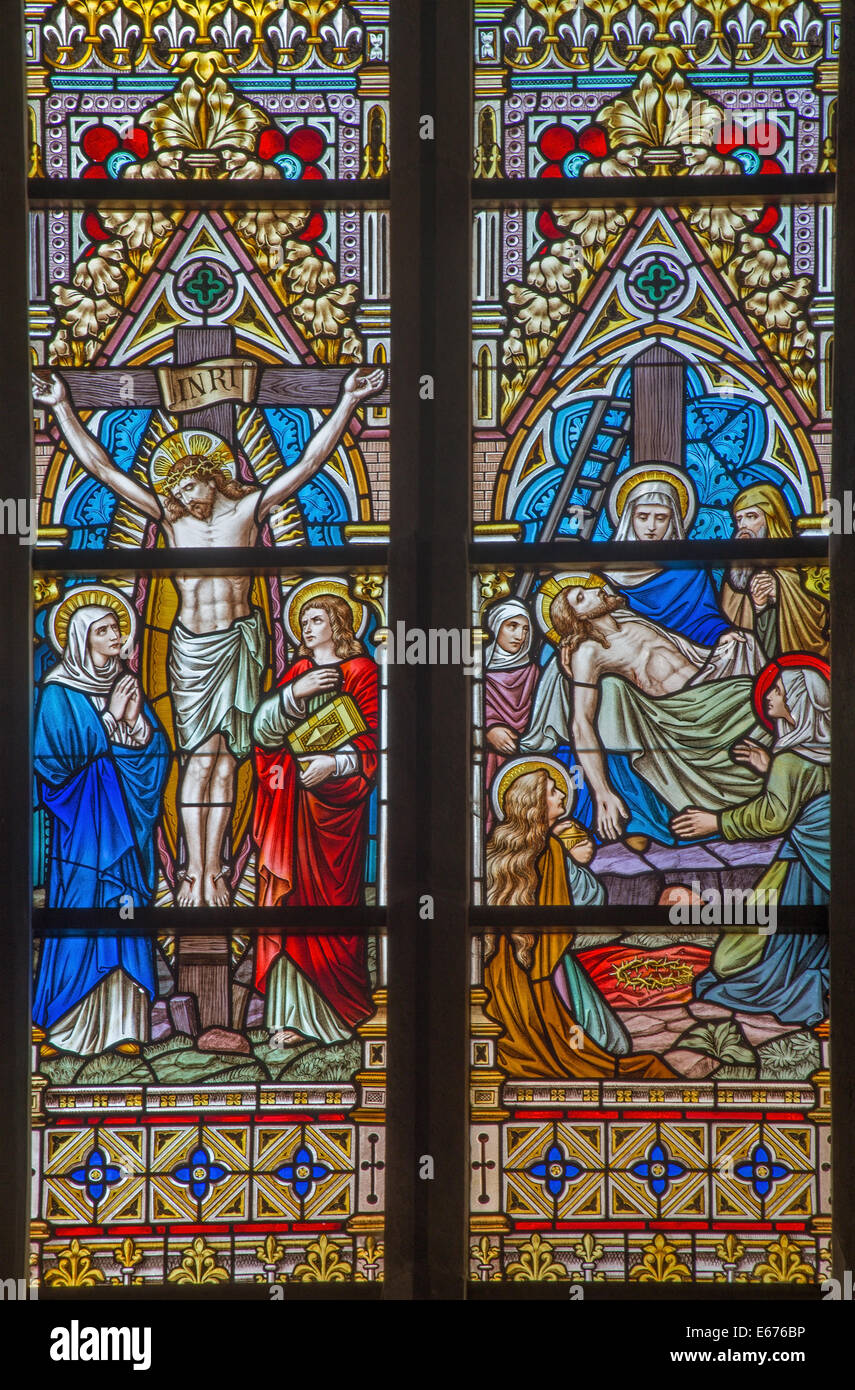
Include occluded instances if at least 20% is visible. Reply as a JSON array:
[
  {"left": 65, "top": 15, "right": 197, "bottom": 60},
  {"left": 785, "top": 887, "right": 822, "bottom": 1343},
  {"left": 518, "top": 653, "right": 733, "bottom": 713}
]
[
  {"left": 273, "top": 151, "right": 303, "bottom": 180},
  {"left": 562, "top": 150, "right": 591, "bottom": 178},
  {"left": 104, "top": 150, "right": 138, "bottom": 179},
  {"left": 731, "top": 146, "right": 762, "bottom": 176}
]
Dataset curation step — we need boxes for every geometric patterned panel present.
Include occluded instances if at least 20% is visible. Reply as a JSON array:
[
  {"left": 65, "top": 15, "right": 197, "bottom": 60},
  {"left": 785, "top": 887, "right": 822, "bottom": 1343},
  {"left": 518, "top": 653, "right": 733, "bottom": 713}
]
[
  {"left": 470, "top": 965, "right": 831, "bottom": 1282},
  {"left": 32, "top": 975, "right": 388, "bottom": 1284},
  {"left": 29, "top": 3, "right": 390, "bottom": 184},
  {"left": 473, "top": 1, "right": 838, "bottom": 181}
]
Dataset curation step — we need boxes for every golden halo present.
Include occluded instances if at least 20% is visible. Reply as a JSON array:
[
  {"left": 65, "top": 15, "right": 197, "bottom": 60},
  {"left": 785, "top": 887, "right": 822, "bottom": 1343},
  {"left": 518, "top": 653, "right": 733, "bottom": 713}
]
[
  {"left": 48, "top": 585, "right": 136, "bottom": 655},
  {"left": 491, "top": 755, "right": 575, "bottom": 823},
  {"left": 608, "top": 464, "right": 696, "bottom": 530},
  {"left": 535, "top": 571, "right": 608, "bottom": 646},
  {"left": 285, "top": 577, "right": 368, "bottom": 645},
  {"left": 149, "top": 429, "right": 236, "bottom": 495}
]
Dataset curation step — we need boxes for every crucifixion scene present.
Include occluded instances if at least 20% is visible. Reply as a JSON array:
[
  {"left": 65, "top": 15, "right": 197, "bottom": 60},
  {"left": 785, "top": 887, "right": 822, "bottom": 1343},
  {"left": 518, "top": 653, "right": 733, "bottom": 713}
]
[
  {"left": 34, "top": 359, "right": 382, "bottom": 910},
  {"left": 32, "top": 565, "right": 387, "bottom": 1055},
  {"left": 30, "top": 203, "right": 390, "bottom": 1061},
  {"left": 31, "top": 197, "right": 390, "bottom": 899},
  {"left": 27, "top": 6, "right": 393, "bottom": 1288}
]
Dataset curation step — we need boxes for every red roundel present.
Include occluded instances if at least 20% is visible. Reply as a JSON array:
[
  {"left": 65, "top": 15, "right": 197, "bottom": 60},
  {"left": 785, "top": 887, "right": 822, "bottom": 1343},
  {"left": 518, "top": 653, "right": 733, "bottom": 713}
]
[
  {"left": 122, "top": 128, "right": 150, "bottom": 159},
  {"left": 536, "top": 209, "right": 562, "bottom": 241},
  {"left": 752, "top": 653, "right": 830, "bottom": 730},
  {"left": 301, "top": 165, "right": 323, "bottom": 181},
  {"left": 258, "top": 129, "right": 287, "bottom": 161},
  {"left": 83, "top": 211, "right": 110, "bottom": 243},
  {"left": 81, "top": 125, "right": 119, "bottom": 163},
  {"left": 82, "top": 166, "right": 110, "bottom": 180},
  {"left": 299, "top": 212, "right": 326, "bottom": 243},
  {"left": 288, "top": 127, "right": 325, "bottom": 163},
  {"left": 578, "top": 124, "right": 608, "bottom": 158},
  {"left": 538, "top": 124, "right": 575, "bottom": 162}
]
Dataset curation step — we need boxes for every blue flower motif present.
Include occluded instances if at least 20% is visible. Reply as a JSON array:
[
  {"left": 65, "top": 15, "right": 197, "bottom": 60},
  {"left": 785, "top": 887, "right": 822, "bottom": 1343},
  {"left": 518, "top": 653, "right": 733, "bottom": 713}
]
[
  {"left": 528, "top": 1143, "right": 582, "bottom": 1198},
  {"left": 630, "top": 1141, "right": 686, "bottom": 1196},
  {"left": 69, "top": 1146, "right": 121, "bottom": 1203},
  {"left": 274, "top": 152, "right": 304, "bottom": 180},
  {"left": 276, "top": 1145, "right": 330, "bottom": 1199},
  {"left": 173, "top": 1146, "right": 228, "bottom": 1201},
  {"left": 734, "top": 1144, "right": 788, "bottom": 1198}
]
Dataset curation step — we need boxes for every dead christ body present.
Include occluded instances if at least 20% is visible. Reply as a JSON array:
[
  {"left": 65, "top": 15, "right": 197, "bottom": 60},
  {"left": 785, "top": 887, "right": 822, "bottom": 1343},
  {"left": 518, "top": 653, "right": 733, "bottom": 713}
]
[
  {"left": 553, "top": 585, "right": 764, "bottom": 842},
  {"left": 33, "top": 366, "right": 384, "bottom": 906}
]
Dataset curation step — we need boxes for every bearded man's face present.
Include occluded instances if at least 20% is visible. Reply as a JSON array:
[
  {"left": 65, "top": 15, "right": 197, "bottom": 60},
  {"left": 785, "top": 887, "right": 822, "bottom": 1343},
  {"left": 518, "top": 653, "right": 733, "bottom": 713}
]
[
  {"left": 173, "top": 475, "right": 216, "bottom": 521},
  {"left": 730, "top": 506, "right": 768, "bottom": 588},
  {"left": 580, "top": 589, "right": 626, "bottom": 622},
  {"left": 734, "top": 506, "right": 767, "bottom": 540},
  {"left": 553, "top": 586, "right": 626, "bottom": 632}
]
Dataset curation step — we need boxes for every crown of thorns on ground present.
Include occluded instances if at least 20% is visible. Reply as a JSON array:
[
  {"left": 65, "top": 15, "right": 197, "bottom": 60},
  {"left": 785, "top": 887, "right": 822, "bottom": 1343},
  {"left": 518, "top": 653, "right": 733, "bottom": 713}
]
[{"left": 149, "top": 431, "right": 236, "bottom": 496}]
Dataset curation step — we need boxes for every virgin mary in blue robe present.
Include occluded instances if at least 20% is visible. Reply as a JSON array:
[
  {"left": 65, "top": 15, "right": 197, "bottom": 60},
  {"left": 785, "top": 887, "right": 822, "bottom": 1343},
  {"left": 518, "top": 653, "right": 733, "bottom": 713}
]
[
  {"left": 604, "top": 472, "right": 728, "bottom": 646},
  {"left": 33, "top": 600, "right": 169, "bottom": 1051}
]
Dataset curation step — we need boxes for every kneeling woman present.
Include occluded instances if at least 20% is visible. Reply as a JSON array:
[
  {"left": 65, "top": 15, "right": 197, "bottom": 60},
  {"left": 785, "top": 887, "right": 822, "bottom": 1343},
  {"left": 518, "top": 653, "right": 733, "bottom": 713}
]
[
  {"left": 672, "top": 658, "right": 830, "bottom": 1026},
  {"left": 484, "top": 759, "right": 673, "bottom": 1079}
]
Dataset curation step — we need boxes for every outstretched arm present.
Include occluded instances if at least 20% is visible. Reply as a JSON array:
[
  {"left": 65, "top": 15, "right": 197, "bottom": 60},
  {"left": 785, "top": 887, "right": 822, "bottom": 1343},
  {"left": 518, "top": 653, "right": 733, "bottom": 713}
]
[
  {"left": 257, "top": 366, "right": 385, "bottom": 522},
  {"left": 33, "top": 370, "right": 161, "bottom": 521},
  {"left": 567, "top": 647, "right": 628, "bottom": 841}
]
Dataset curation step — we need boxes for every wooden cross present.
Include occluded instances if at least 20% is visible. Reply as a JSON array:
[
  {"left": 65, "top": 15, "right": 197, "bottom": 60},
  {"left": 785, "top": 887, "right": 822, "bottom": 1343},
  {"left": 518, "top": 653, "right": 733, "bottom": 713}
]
[
  {"left": 58, "top": 327, "right": 390, "bottom": 426},
  {"left": 631, "top": 342, "right": 685, "bottom": 470}
]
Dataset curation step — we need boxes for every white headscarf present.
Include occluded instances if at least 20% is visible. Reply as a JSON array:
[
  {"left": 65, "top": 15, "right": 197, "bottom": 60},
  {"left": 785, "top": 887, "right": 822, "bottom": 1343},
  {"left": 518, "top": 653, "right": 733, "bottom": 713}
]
[
  {"left": 612, "top": 480, "right": 687, "bottom": 543},
  {"left": 43, "top": 604, "right": 128, "bottom": 697},
  {"left": 774, "top": 666, "right": 830, "bottom": 764},
  {"left": 486, "top": 599, "right": 533, "bottom": 671}
]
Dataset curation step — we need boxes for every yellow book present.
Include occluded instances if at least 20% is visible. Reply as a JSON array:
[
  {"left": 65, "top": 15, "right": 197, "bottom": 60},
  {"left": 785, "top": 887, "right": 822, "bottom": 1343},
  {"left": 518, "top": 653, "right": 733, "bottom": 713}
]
[{"left": 286, "top": 693, "right": 367, "bottom": 756}]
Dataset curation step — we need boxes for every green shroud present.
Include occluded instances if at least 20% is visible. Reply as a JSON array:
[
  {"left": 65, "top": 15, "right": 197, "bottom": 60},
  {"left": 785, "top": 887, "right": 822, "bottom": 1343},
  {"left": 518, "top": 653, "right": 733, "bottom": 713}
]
[{"left": 595, "top": 674, "right": 768, "bottom": 812}]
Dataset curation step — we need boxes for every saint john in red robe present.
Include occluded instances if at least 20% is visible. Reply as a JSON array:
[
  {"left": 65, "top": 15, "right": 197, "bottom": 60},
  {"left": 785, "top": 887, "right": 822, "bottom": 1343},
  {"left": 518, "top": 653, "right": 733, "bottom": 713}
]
[{"left": 252, "top": 652, "right": 378, "bottom": 1029}]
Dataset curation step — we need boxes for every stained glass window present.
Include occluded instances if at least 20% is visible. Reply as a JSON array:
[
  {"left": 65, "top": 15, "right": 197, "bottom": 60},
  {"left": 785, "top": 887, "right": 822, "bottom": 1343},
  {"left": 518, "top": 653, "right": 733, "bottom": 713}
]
[
  {"left": 470, "top": 930, "right": 829, "bottom": 1281},
  {"left": 32, "top": 568, "right": 387, "bottom": 910},
  {"left": 469, "top": 3, "right": 835, "bottom": 1292},
  {"left": 5, "top": 0, "right": 849, "bottom": 1314},
  {"left": 472, "top": 199, "right": 832, "bottom": 542},
  {"left": 472, "top": 562, "right": 829, "bottom": 904},
  {"left": 473, "top": 0, "right": 838, "bottom": 180},
  {"left": 26, "top": 1, "right": 391, "bottom": 1295},
  {"left": 32, "top": 201, "right": 389, "bottom": 549},
  {"left": 28, "top": 1, "right": 390, "bottom": 182},
  {"left": 32, "top": 929, "right": 387, "bottom": 1284}
]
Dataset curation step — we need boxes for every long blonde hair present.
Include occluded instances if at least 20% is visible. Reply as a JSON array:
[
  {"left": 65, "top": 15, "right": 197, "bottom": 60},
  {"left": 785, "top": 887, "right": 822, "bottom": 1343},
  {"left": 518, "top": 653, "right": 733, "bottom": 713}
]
[{"left": 486, "top": 768, "right": 551, "bottom": 906}]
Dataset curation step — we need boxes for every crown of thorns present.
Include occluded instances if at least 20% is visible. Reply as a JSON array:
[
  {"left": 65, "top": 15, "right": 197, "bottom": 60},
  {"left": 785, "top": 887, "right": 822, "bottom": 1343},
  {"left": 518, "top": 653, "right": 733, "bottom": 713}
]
[{"left": 150, "top": 431, "right": 235, "bottom": 495}]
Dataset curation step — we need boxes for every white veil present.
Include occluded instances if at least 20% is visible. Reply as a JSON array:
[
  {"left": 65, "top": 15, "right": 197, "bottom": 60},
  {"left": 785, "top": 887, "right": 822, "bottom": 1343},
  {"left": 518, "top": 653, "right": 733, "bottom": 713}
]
[{"left": 774, "top": 667, "right": 831, "bottom": 764}]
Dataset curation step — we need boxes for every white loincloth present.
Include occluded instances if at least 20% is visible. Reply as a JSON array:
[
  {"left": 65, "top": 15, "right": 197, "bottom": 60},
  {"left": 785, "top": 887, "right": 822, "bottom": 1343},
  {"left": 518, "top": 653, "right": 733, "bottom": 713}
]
[{"left": 168, "top": 609, "right": 266, "bottom": 758}]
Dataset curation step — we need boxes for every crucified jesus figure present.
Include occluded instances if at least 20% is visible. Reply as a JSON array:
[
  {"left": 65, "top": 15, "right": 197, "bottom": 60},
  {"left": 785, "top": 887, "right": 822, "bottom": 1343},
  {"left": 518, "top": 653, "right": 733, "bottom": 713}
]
[{"left": 33, "top": 365, "right": 384, "bottom": 907}]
